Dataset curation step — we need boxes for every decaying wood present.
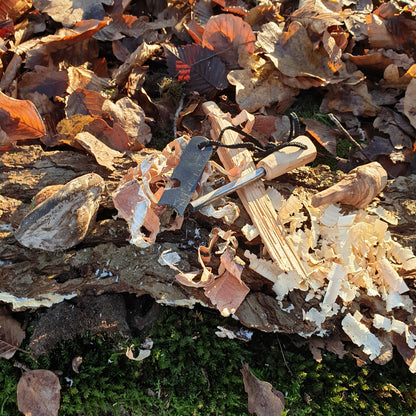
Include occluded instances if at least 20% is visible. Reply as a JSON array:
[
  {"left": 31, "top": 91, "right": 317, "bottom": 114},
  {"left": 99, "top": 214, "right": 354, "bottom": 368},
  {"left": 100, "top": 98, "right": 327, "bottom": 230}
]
[
  {"left": 202, "top": 101, "right": 307, "bottom": 278},
  {"left": 1, "top": 144, "right": 416, "bottom": 363}
]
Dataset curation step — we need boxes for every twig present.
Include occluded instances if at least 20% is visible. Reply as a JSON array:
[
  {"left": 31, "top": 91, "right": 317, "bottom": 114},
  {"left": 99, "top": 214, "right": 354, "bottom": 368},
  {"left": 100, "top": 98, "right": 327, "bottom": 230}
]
[
  {"left": 276, "top": 334, "right": 292, "bottom": 376},
  {"left": 328, "top": 113, "right": 372, "bottom": 162}
]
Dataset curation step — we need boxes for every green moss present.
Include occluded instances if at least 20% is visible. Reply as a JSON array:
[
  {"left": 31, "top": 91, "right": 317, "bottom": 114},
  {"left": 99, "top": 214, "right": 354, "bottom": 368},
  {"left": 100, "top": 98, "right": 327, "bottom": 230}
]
[{"left": 1, "top": 306, "right": 416, "bottom": 415}]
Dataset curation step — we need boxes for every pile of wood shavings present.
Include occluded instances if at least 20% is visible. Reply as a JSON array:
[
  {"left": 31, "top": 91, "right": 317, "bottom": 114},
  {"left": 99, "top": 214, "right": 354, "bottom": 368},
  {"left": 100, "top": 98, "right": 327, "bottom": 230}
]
[{"left": 244, "top": 187, "right": 416, "bottom": 369}]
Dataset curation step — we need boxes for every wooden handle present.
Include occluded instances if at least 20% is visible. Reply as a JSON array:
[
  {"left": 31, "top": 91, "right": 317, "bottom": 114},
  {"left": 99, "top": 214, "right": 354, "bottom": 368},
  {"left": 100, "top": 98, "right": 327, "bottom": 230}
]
[
  {"left": 201, "top": 101, "right": 307, "bottom": 278},
  {"left": 257, "top": 136, "right": 317, "bottom": 181}
]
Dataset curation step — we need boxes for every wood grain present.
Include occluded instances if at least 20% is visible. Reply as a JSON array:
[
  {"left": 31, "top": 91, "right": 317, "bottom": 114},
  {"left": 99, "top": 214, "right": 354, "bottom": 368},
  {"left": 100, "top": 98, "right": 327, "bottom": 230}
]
[{"left": 202, "top": 101, "right": 307, "bottom": 278}]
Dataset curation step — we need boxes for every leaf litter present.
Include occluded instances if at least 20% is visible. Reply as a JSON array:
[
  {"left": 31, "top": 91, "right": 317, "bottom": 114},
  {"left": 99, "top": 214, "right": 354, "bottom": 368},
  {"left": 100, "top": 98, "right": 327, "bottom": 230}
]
[{"left": 0, "top": 0, "right": 416, "bottom": 413}]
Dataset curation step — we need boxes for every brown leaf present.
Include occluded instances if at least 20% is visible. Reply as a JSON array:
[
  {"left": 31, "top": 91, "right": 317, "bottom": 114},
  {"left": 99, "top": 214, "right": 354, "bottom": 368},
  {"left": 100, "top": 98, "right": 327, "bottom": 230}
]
[
  {"left": 373, "top": 107, "right": 414, "bottom": 149},
  {"left": 15, "top": 173, "right": 105, "bottom": 251},
  {"left": 0, "top": 91, "right": 46, "bottom": 142},
  {"left": 66, "top": 88, "right": 105, "bottom": 118},
  {"left": 260, "top": 21, "right": 356, "bottom": 88},
  {"left": 0, "top": 306, "right": 25, "bottom": 359},
  {"left": 303, "top": 118, "right": 337, "bottom": 156},
  {"left": 34, "top": 0, "right": 112, "bottom": 27},
  {"left": 404, "top": 78, "right": 416, "bottom": 130},
  {"left": 75, "top": 131, "right": 124, "bottom": 171},
  {"left": 18, "top": 65, "right": 68, "bottom": 99},
  {"left": 71, "top": 356, "right": 82, "bottom": 373},
  {"left": 17, "top": 18, "right": 109, "bottom": 69},
  {"left": 241, "top": 363, "right": 284, "bottom": 416},
  {"left": 202, "top": 14, "right": 256, "bottom": 68},
  {"left": 102, "top": 97, "right": 151, "bottom": 146},
  {"left": 321, "top": 82, "right": 379, "bottom": 117},
  {"left": 227, "top": 56, "right": 297, "bottom": 112},
  {"left": 17, "top": 369, "right": 61, "bottom": 416},
  {"left": 83, "top": 117, "right": 134, "bottom": 152},
  {"left": 67, "top": 65, "right": 109, "bottom": 93}
]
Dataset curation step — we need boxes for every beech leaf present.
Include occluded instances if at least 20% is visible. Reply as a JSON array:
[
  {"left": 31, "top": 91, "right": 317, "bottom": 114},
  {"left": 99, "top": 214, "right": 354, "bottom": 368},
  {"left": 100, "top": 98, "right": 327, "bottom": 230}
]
[
  {"left": 0, "top": 91, "right": 46, "bottom": 142},
  {"left": 34, "top": 0, "right": 113, "bottom": 27},
  {"left": 202, "top": 14, "right": 256, "bottom": 68},
  {"left": 241, "top": 363, "right": 285, "bottom": 416},
  {"left": 166, "top": 43, "right": 228, "bottom": 94},
  {"left": 0, "top": 307, "right": 25, "bottom": 359},
  {"left": 17, "top": 369, "right": 61, "bottom": 416}
]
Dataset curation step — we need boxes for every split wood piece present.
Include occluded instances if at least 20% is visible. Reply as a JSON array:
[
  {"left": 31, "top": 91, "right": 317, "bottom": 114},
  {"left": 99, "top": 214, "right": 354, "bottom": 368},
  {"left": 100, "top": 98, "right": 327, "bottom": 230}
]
[{"left": 202, "top": 101, "right": 307, "bottom": 279}]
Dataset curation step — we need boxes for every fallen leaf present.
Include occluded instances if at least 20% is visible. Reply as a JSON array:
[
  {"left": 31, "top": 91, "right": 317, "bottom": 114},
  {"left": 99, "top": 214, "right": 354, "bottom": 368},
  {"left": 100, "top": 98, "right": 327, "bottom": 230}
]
[
  {"left": 126, "top": 344, "right": 151, "bottom": 361},
  {"left": 202, "top": 14, "right": 255, "bottom": 68},
  {"left": 212, "top": 0, "right": 248, "bottom": 16},
  {"left": 66, "top": 88, "right": 105, "bottom": 118},
  {"left": 111, "top": 42, "right": 160, "bottom": 87},
  {"left": 0, "top": 0, "right": 32, "bottom": 21},
  {"left": 303, "top": 118, "right": 337, "bottom": 156},
  {"left": 18, "top": 65, "right": 68, "bottom": 99},
  {"left": 0, "top": 91, "right": 46, "bottom": 142},
  {"left": 260, "top": 21, "right": 355, "bottom": 88},
  {"left": 17, "top": 369, "right": 61, "bottom": 416},
  {"left": 83, "top": 117, "right": 134, "bottom": 152},
  {"left": 321, "top": 81, "right": 379, "bottom": 117},
  {"left": 228, "top": 58, "right": 298, "bottom": 112},
  {"left": 0, "top": 306, "right": 25, "bottom": 359},
  {"left": 71, "top": 356, "right": 82, "bottom": 373},
  {"left": 16, "top": 18, "right": 109, "bottom": 69},
  {"left": 165, "top": 43, "right": 228, "bottom": 94},
  {"left": 241, "top": 363, "right": 285, "bottom": 416},
  {"left": 75, "top": 131, "right": 124, "bottom": 171},
  {"left": 33, "top": 0, "right": 113, "bottom": 27},
  {"left": 67, "top": 65, "right": 109, "bottom": 93},
  {"left": 94, "top": 14, "right": 175, "bottom": 42},
  {"left": 403, "top": 78, "right": 416, "bottom": 130},
  {"left": 102, "top": 97, "right": 151, "bottom": 146}
]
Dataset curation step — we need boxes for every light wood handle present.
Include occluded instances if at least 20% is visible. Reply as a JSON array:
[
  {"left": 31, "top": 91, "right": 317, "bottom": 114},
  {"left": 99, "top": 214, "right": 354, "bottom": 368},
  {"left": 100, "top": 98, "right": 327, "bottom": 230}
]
[{"left": 257, "top": 136, "right": 317, "bottom": 181}]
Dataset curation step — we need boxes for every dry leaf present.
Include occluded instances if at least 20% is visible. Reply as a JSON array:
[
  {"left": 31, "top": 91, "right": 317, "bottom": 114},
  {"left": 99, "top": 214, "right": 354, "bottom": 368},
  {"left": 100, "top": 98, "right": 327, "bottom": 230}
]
[
  {"left": 165, "top": 43, "right": 228, "bottom": 94},
  {"left": 102, "top": 97, "right": 151, "bottom": 146},
  {"left": 241, "top": 363, "right": 284, "bottom": 416},
  {"left": 16, "top": 18, "right": 109, "bottom": 69},
  {"left": 202, "top": 14, "right": 255, "bottom": 68},
  {"left": 18, "top": 65, "right": 68, "bottom": 99},
  {"left": 17, "top": 369, "right": 61, "bottom": 416},
  {"left": 403, "top": 78, "right": 416, "bottom": 130},
  {"left": 228, "top": 60, "right": 298, "bottom": 112},
  {"left": 261, "top": 21, "right": 354, "bottom": 88},
  {"left": 0, "top": 0, "right": 32, "bottom": 21},
  {"left": 83, "top": 117, "right": 133, "bottom": 152},
  {"left": 67, "top": 65, "right": 109, "bottom": 93},
  {"left": 303, "top": 118, "right": 337, "bottom": 156},
  {"left": 0, "top": 91, "right": 46, "bottom": 142},
  {"left": 34, "top": 0, "right": 113, "bottom": 27},
  {"left": 71, "top": 356, "right": 82, "bottom": 373},
  {"left": 66, "top": 88, "right": 105, "bottom": 118},
  {"left": 75, "top": 131, "right": 124, "bottom": 171},
  {"left": 0, "top": 307, "right": 25, "bottom": 359}
]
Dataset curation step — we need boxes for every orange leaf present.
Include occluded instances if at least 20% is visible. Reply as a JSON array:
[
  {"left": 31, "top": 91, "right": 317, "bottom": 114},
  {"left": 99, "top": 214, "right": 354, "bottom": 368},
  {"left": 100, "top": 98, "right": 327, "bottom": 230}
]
[
  {"left": 0, "top": 91, "right": 46, "bottom": 142},
  {"left": 202, "top": 14, "right": 255, "bottom": 68}
]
